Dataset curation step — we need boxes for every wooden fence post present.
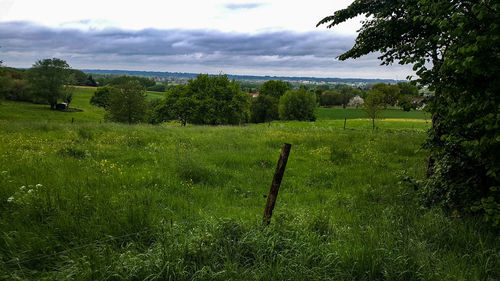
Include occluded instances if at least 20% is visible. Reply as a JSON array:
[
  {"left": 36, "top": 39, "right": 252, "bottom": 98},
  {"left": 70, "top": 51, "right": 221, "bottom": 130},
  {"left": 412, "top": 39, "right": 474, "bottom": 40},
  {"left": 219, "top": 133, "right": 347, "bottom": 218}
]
[
  {"left": 344, "top": 118, "right": 346, "bottom": 130},
  {"left": 71, "top": 117, "right": 74, "bottom": 123},
  {"left": 263, "top": 143, "right": 292, "bottom": 225}
]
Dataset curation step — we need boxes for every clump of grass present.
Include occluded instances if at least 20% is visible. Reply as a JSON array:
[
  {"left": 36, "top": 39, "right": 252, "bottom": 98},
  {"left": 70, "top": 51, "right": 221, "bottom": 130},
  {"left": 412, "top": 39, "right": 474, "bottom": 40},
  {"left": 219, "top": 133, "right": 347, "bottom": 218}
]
[
  {"left": 58, "top": 145, "right": 88, "bottom": 158},
  {"left": 77, "top": 127, "right": 93, "bottom": 140},
  {"left": 175, "top": 155, "right": 213, "bottom": 184},
  {"left": 329, "top": 146, "right": 350, "bottom": 163}
]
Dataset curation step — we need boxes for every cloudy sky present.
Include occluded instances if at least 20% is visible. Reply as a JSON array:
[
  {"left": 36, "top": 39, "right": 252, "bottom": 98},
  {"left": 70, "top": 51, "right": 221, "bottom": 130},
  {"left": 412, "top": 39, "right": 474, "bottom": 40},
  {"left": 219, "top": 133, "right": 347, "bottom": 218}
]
[{"left": 0, "top": 0, "right": 413, "bottom": 79}]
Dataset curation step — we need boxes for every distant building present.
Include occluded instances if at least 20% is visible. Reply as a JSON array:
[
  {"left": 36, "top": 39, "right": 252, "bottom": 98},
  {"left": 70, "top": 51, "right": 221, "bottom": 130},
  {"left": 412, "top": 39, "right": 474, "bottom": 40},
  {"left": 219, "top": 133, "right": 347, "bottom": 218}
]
[{"left": 249, "top": 93, "right": 259, "bottom": 98}]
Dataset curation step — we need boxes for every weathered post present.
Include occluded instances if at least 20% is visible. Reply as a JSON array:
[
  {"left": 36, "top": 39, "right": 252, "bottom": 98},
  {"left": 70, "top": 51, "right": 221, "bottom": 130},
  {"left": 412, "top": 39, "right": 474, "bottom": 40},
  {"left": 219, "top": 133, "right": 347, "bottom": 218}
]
[
  {"left": 344, "top": 118, "right": 347, "bottom": 130},
  {"left": 71, "top": 117, "right": 74, "bottom": 123},
  {"left": 263, "top": 143, "right": 292, "bottom": 225}
]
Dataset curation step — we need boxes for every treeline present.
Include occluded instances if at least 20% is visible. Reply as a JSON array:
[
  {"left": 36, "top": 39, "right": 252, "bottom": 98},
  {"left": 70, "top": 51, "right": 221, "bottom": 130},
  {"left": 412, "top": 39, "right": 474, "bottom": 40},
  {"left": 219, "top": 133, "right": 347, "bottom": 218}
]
[
  {"left": 89, "top": 75, "right": 318, "bottom": 125},
  {"left": 0, "top": 59, "right": 96, "bottom": 106},
  {"left": 94, "top": 75, "right": 168, "bottom": 92},
  {"left": 0, "top": 59, "right": 79, "bottom": 108},
  {"left": 315, "top": 82, "right": 423, "bottom": 111},
  {"left": 0, "top": 60, "right": 166, "bottom": 107}
]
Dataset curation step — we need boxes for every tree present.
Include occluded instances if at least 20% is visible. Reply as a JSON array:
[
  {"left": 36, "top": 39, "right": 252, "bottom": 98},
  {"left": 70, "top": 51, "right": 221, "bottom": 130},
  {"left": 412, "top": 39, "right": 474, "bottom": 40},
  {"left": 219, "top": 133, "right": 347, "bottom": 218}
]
[
  {"left": 362, "top": 90, "right": 385, "bottom": 130},
  {"left": 278, "top": 88, "right": 316, "bottom": 121},
  {"left": 107, "top": 80, "right": 147, "bottom": 124},
  {"left": 27, "top": 58, "right": 71, "bottom": 109},
  {"left": 371, "top": 83, "right": 400, "bottom": 107},
  {"left": 155, "top": 74, "right": 249, "bottom": 125},
  {"left": 397, "top": 82, "right": 420, "bottom": 111},
  {"left": 155, "top": 85, "right": 196, "bottom": 126},
  {"left": 86, "top": 75, "right": 98, "bottom": 87},
  {"left": 0, "top": 67, "right": 31, "bottom": 102},
  {"left": 348, "top": 95, "right": 364, "bottom": 108},
  {"left": 259, "top": 80, "right": 290, "bottom": 99},
  {"left": 397, "top": 82, "right": 419, "bottom": 97},
  {"left": 338, "top": 84, "right": 361, "bottom": 108},
  {"left": 90, "top": 86, "right": 114, "bottom": 109},
  {"left": 318, "top": 1, "right": 500, "bottom": 224},
  {"left": 250, "top": 95, "right": 279, "bottom": 125},
  {"left": 319, "top": 90, "right": 341, "bottom": 107}
]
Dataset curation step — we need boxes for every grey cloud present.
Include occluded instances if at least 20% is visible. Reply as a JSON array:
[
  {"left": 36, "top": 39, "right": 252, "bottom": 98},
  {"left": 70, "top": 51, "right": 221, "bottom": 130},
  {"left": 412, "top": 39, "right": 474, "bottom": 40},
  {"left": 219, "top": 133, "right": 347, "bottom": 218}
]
[{"left": 0, "top": 21, "right": 412, "bottom": 78}]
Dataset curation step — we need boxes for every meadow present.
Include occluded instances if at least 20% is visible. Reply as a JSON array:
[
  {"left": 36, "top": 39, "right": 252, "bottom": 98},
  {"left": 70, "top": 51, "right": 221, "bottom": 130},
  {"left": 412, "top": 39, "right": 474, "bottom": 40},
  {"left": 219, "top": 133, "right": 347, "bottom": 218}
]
[{"left": 0, "top": 88, "right": 497, "bottom": 280}]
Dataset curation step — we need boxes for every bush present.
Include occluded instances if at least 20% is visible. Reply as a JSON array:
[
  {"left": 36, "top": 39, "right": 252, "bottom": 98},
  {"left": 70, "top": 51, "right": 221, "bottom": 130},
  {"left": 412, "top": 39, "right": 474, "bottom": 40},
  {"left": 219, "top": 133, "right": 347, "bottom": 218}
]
[
  {"left": 278, "top": 88, "right": 316, "bottom": 121},
  {"left": 90, "top": 86, "right": 114, "bottom": 109}
]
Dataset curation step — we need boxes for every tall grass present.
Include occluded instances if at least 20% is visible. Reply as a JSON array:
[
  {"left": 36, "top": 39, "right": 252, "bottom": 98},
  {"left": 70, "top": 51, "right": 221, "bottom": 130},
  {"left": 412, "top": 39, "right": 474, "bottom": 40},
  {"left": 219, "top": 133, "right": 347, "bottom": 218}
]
[{"left": 0, "top": 92, "right": 497, "bottom": 280}]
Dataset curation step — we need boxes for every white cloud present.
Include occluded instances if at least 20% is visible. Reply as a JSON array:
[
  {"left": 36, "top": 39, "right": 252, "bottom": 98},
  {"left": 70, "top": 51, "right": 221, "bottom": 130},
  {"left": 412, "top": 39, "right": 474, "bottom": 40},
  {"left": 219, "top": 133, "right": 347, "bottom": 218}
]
[{"left": 3, "top": 0, "right": 360, "bottom": 33}]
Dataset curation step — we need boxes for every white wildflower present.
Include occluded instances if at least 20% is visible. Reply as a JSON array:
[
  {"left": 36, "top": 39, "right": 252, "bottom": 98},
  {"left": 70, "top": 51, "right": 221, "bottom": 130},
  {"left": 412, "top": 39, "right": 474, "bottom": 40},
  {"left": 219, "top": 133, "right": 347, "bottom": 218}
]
[
  {"left": 36, "top": 184, "right": 43, "bottom": 188},
  {"left": 20, "top": 186, "right": 25, "bottom": 190},
  {"left": 1, "top": 171, "right": 7, "bottom": 175},
  {"left": 7, "top": 196, "right": 14, "bottom": 203},
  {"left": 27, "top": 189, "right": 33, "bottom": 193}
]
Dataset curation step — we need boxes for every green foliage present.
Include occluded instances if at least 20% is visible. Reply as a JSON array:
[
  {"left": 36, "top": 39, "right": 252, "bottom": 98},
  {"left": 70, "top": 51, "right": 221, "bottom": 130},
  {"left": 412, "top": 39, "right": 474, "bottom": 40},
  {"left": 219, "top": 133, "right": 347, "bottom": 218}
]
[
  {"left": 250, "top": 95, "right": 279, "bottom": 123},
  {"left": 0, "top": 67, "right": 32, "bottom": 102},
  {"left": 147, "top": 83, "right": 166, "bottom": 92},
  {"left": 319, "top": 90, "right": 340, "bottom": 106},
  {"left": 106, "top": 80, "right": 147, "bottom": 124},
  {"left": 27, "top": 58, "right": 71, "bottom": 109},
  {"left": 337, "top": 84, "right": 362, "bottom": 108},
  {"left": 90, "top": 86, "right": 115, "bottom": 109},
  {"left": 318, "top": 0, "right": 500, "bottom": 226},
  {"left": 372, "top": 83, "right": 400, "bottom": 107},
  {"left": 106, "top": 75, "right": 156, "bottom": 89},
  {"left": 362, "top": 90, "right": 385, "bottom": 130},
  {"left": 397, "top": 82, "right": 419, "bottom": 97},
  {"left": 278, "top": 88, "right": 316, "bottom": 121},
  {"left": 259, "top": 80, "right": 291, "bottom": 99},
  {"left": 68, "top": 69, "right": 88, "bottom": 86},
  {"left": 155, "top": 74, "right": 249, "bottom": 125}
]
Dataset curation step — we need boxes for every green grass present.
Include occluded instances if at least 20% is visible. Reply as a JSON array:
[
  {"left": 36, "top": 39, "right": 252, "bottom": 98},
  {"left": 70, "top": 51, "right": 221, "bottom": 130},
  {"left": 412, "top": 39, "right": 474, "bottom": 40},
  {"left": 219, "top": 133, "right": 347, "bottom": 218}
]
[
  {"left": 0, "top": 91, "right": 497, "bottom": 280},
  {"left": 316, "top": 107, "right": 431, "bottom": 121},
  {"left": 0, "top": 87, "right": 165, "bottom": 123}
]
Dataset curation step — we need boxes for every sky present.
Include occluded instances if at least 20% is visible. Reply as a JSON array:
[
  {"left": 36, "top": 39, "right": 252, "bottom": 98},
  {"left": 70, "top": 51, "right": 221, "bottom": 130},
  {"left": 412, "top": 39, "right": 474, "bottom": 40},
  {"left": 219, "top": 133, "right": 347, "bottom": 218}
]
[{"left": 0, "top": 0, "right": 413, "bottom": 79}]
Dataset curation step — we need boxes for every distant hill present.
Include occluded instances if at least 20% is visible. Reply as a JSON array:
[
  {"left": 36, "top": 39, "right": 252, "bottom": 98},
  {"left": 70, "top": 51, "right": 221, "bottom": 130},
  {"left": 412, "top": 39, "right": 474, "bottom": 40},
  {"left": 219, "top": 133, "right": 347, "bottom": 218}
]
[{"left": 80, "top": 69, "right": 399, "bottom": 84}]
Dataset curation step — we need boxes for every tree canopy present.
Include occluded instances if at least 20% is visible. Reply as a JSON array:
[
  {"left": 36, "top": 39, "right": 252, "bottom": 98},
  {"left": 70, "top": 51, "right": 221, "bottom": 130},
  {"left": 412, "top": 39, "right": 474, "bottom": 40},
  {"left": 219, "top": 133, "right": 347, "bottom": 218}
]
[
  {"left": 318, "top": 0, "right": 500, "bottom": 225},
  {"left": 106, "top": 80, "right": 147, "bottom": 124},
  {"left": 27, "top": 58, "right": 71, "bottom": 109},
  {"left": 155, "top": 74, "right": 249, "bottom": 125},
  {"left": 259, "top": 80, "right": 290, "bottom": 99},
  {"left": 278, "top": 88, "right": 316, "bottom": 121}
]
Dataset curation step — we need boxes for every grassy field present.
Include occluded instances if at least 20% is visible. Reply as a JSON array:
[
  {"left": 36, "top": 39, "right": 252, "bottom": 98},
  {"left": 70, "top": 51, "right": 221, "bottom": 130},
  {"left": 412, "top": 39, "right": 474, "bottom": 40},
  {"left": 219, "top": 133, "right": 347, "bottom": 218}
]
[
  {"left": 0, "top": 90, "right": 497, "bottom": 280},
  {"left": 316, "top": 107, "right": 430, "bottom": 121}
]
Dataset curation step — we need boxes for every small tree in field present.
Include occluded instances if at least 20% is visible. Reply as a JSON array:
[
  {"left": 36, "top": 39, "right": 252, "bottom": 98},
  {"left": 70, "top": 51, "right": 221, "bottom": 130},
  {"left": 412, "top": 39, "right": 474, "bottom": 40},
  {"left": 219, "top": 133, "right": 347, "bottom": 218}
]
[
  {"left": 107, "top": 80, "right": 147, "bottom": 124},
  {"left": 27, "top": 58, "right": 71, "bottom": 109},
  {"left": 362, "top": 90, "right": 385, "bottom": 130}
]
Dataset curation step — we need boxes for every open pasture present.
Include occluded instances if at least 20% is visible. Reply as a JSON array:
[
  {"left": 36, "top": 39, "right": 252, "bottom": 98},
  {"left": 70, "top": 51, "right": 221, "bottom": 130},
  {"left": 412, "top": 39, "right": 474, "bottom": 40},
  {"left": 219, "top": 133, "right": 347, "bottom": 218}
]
[{"left": 0, "top": 90, "right": 497, "bottom": 280}]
